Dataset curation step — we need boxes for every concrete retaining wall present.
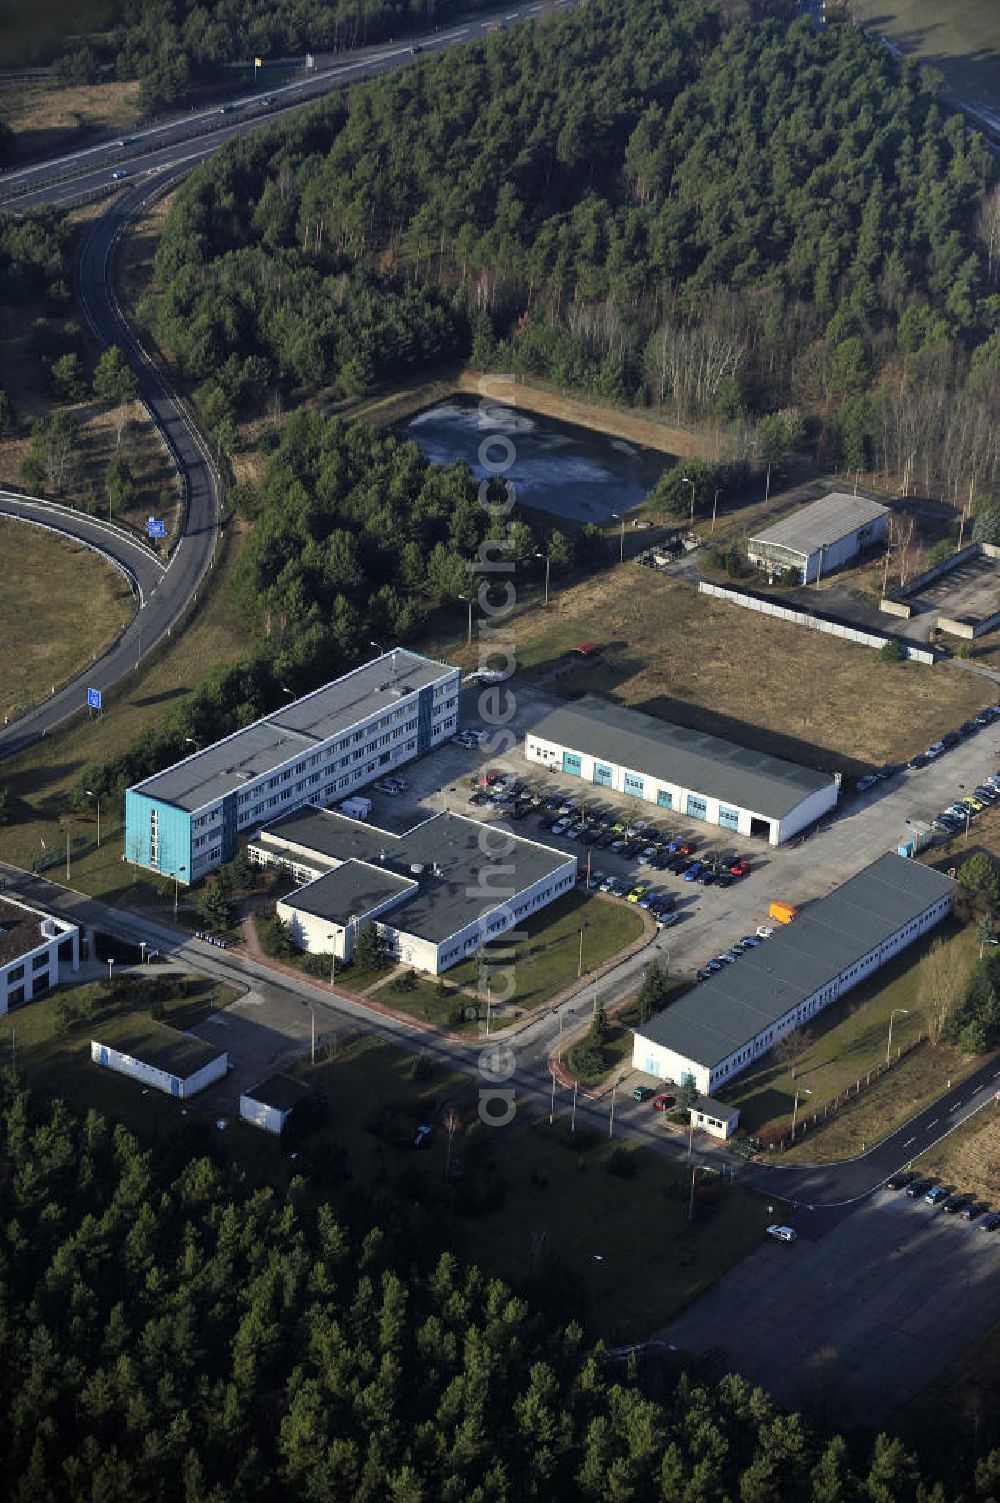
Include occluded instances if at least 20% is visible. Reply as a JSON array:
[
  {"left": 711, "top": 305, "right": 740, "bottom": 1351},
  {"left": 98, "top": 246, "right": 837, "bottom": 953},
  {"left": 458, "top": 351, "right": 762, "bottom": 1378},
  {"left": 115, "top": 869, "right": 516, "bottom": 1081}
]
[{"left": 699, "top": 581, "right": 935, "bottom": 663}]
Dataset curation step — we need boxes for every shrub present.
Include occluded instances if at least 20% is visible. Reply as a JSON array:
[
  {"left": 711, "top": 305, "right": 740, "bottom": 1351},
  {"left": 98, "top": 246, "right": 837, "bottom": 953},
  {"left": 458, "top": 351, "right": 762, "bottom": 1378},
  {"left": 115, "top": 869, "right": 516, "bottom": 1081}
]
[
  {"left": 607, "top": 1147, "right": 638, "bottom": 1178},
  {"left": 880, "top": 638, "right": 906, "bottom": 663}
]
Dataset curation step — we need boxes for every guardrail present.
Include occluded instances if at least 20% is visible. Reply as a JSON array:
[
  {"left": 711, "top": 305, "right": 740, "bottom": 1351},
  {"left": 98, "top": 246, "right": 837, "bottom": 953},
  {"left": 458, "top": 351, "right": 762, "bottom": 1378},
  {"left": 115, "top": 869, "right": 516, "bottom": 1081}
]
[{"left": 0, "top": 486, "right": 162, "bottom": 561}]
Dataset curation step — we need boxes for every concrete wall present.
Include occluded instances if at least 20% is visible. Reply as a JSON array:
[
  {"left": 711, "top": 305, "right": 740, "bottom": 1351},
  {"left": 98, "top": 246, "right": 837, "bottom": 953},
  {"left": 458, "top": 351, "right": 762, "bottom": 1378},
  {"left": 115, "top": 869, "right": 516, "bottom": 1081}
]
[
  {"left": 90, "top": 1040, "right": 228, "bottom": 1099},
  {"left": 885, "top": 543, "right": 981, "bottom": 605},
  {"left": 699, "top": 581, "right": 935, "bottom": 663},
  {"left": 938, "top": 608, "right": 1000, "bottom": 640}
]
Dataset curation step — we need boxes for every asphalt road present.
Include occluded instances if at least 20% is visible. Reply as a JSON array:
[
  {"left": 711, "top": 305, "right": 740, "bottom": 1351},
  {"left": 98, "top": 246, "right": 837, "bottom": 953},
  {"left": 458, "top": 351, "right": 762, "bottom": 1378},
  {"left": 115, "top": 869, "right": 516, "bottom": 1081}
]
[
  {"left": 0, "top": 2, "right": 569, "bottom": 213},
  {"left": 0, "top": 167, "right": 221, "bottom": 762}
]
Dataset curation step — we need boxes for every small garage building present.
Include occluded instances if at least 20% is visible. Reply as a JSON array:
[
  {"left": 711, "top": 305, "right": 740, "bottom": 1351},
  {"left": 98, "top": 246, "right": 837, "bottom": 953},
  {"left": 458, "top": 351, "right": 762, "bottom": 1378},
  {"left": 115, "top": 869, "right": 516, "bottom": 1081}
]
[
  {"left": 525, "top": 697, "right": 838, "bottom": 846},
  {"left": 633, "top": 853, "right": 954, "bottom": 1095},
  {"left": 747, "top": 491, "right": 889, "bottom": 584},
  {"left": 91, "top": 1023, "right": 228, "bottom": 1100},
  {"left": 240, "top": 1074, "right": 310, "bottom": 1135}
]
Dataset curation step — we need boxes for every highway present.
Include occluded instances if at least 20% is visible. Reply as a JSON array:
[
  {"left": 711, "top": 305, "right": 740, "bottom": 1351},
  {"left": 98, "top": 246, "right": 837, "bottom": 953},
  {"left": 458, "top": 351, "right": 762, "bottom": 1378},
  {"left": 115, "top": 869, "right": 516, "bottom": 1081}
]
[
  {"left": 0, "top": 164, "right": 222, "bottom": 761},
  {"left": 0, "top": 3, "right": 562, "bottom": 214}
]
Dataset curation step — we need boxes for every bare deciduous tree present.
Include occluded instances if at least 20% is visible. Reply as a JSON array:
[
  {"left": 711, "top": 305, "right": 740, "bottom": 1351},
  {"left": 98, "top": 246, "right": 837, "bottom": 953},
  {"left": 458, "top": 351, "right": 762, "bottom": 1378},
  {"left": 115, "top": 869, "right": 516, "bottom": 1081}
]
[{"left": 920, "top": 938, "right": 967, "bottom": 1045}]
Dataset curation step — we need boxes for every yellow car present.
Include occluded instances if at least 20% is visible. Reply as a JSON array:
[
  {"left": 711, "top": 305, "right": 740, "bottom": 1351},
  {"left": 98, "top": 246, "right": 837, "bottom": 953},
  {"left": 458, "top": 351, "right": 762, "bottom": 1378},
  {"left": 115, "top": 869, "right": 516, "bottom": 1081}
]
[
  {"left": 627, "top": 885, "right": 648, "bottom": 903},
  {"left": 968, "top": 798, "right": 986, "bottom": 812}
]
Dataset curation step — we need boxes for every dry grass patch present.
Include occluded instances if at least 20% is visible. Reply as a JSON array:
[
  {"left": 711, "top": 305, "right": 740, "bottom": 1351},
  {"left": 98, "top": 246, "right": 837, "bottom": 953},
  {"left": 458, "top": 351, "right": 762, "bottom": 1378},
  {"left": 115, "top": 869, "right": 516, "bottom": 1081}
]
[
  {"left": 0, "top": 518, "right": 133, "bottom": 717},
  {"left": 514, "top": 565, "right": 995, "bottom": 772},
  {"left": 0, "top": 78, "right": 141, "bottom": 160},
  {"left": 0, "top": 525, "right": 250, "bottom": 877},
  {"left": 914, "top": 1102, "right": 1000, "bottom": 1204}
]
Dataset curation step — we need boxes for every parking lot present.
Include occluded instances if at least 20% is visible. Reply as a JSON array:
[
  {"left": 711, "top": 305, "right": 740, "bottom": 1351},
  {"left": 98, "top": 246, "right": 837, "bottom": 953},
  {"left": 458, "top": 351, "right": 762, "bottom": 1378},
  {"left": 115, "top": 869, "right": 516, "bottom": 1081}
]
[
  {"left": 661, "top": 1187, "right": 1000, "bottom": 1426},
  {"left": 341, "top": 678, "right": 1000, "bottom": 989}
]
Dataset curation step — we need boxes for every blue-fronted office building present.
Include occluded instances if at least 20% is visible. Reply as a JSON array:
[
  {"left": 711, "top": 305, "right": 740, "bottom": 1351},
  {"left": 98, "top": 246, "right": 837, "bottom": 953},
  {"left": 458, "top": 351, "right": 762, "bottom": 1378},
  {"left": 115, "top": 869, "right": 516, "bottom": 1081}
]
[{"left": 124, "top": 651, "right": 460, "bottom": 884}]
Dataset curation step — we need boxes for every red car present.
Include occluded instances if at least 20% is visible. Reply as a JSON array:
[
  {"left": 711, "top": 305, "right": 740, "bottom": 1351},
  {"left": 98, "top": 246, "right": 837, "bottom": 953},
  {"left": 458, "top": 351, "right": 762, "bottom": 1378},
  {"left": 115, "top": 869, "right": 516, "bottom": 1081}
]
[
  {"left": 676, "top": 842, "right": 693, "bottom": 856},
  {"left": 652, "top": 1093, "right": 676, "bottom": 1112},
  {"left": 731, "top": 859, "right": 750, "bottom": 876}
]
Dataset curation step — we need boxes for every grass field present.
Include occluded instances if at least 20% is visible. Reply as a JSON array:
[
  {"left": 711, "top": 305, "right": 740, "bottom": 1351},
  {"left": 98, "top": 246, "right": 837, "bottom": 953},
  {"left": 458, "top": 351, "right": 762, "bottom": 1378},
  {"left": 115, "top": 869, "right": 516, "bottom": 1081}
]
[
  {"left": 849, "top": 0, "right": 1000, "bottom": 113},
  {"left": 0, "top": 525, "right": 250, "bottom": 879},
  {"left": 284, "top": 1035, "right": 767, "bottom": 1340},
  {"left": 0, "top": 520, "right": 134, "bottom": 718},
  {"left": 12, "top": 973, "right": 240, "bottom": 1137},
  {"left": 444, "top": 889, "right": 647, "bottom": 1010},
  {"left": 514, "top": 564, "right": 995, "bottom": 774},
  {"left": 913, "top": 1099, "right": 1000, "bottom": 1204},
  {"left": 0, "top": 78, "right": 142, "bottom": 161},
  {"left": 724, "top": 922, "right": 978, "bottom": 1149}
]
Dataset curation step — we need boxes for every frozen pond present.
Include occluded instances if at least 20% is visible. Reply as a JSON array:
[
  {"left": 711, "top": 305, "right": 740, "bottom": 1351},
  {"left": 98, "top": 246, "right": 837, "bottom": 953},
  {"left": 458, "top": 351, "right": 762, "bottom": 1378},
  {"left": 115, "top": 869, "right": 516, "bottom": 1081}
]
[{"left": 405, "top": 395, "right": 670, "bottom": 522}]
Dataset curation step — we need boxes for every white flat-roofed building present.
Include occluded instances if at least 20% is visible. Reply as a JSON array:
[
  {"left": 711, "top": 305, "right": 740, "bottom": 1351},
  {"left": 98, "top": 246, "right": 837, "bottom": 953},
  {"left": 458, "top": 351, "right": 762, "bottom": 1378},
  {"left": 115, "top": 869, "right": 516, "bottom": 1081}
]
[
  {"left": 0, "top": 895, "right": 79, "bottom": 1013},
  {"left": 525, "top": 696, "right": 838, "bottom": 847},
  {"left": 250, "top": 805, "right": 578, "bottom": 975},
  {"left": 91, "top": 1022, "right": 228, "bottom": 1100},
  {"left": 124, "top": 651, "right": 460, "bottom": 885},
  {"left": 747, "top": 491, "right": 889, "bottom": 584},
  {"left": 633, "top": 854, "right": 954, "bottom": 1095}
]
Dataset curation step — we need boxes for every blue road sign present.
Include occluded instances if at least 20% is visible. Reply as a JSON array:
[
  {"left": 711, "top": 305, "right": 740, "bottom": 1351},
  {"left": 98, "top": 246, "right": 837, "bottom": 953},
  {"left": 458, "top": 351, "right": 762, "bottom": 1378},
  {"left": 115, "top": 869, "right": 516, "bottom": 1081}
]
[
  {"left": 145, "top": 518, "right": 166, "bottom": 538},
  {"left": 87, "top": 688, "right": 102, "bottom": 711}
]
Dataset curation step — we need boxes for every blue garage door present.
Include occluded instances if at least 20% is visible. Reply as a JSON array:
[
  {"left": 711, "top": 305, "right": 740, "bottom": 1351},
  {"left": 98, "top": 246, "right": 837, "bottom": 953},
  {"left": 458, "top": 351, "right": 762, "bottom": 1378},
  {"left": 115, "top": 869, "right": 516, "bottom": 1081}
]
[
  {"left": 593, "top": 762, "right": 613, "bottom": 787},
  {"left": 686, "top": 794, "right": 708, "bottom": 820},
  {"left": 657, "top": 789, "right": 672, "bottom": 809},
  {"left": 719, "top": 805, "right": 739, "bottom": 830},
  {"left": 562, "top": 751, "right": 583, "bottom": 776},
  {"left": 623, "top": 771, "right": 645, "bottom": 798}
]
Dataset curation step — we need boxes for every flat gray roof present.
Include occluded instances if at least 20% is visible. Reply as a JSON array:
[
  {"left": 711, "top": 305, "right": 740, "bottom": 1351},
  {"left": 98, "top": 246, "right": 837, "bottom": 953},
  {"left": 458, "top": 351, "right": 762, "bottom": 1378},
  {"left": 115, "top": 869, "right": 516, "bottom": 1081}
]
[
  {"left": 748, "top": 492, "right": 888, "bottom": 560},
  {"left": 529, "top": 696, "right": 835, "bottom": 821},
  {"left": 286, "top": 861, "right": 416, "bottom": 925},
  {"left": 94, "top": 1021, "right": 225, "bottom": 1079},
  {"left": 242, "top": 1074, "right": 310, "bottom": 1112},
  {"left": 262, "top": 806, "right": 574, "bottom": 946},
  {"left": 638, "top": 854, "right": 954, "bottom": 1071},
  {"left": 131, "top": 651, "right": 454, "bottom": 813}
]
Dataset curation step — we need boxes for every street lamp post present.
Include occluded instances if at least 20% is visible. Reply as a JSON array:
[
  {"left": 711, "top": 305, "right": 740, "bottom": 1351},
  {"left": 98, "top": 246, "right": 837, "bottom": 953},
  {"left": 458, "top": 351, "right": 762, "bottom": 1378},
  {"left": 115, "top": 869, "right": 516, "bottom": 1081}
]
[
  {"left": 681, "top": 476, "right": 696, "bottom": 526},
  {"left": 328, "top": 933, "right": 337, "bottom": 987},
  {"left": 139, "top": 941, "right": 147, "bottom": 966},
  {"left": 886, "top": 1008, "right": 909, "bottom": 1066},
  {"left": 65, "top": 818, "right": 72, "bottom": 881},
  {"left": 184, "top": 737, "right": 200, "bottom": 753},
  {"left": 711, "top": 487, "right": 721, "bottom": 533},
  {"left": 457, "top": 593, "right": 474, "bottom": 643},
  {"left": 173, "top": 864, "right": 187, "bottom": 921},
  {"left": 86, "top": 789, "right": 101, "bottom": 847},
  {"left": 577, "top": 925, "right": 585, "bottom": 979},
  {"left": 571, "top": 1079, "right": 578, "bottom": 1134},
  {"left": 533, "top": 553, "right": 551, "bottom": 606},
  {"left": 107, "top": 958, "right": 115, "bottom": 986},
  {"left": 608, "top": 1084, "right": 617, "bottom": 1138},
  {"left": 611, "top": 512, "right": 625, "bottom": 563},
  {"left": 549, "top": 1068, "right": 557, "bottom": 1125},
  {"left": 790, "top": 1086, "right": 812, "bottom": 1141}
]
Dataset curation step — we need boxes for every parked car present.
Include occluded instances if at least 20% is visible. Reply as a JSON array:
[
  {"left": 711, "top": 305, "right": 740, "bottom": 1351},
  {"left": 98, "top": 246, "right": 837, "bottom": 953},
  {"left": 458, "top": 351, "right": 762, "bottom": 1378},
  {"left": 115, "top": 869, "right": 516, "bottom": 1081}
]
[
  {"left": 856, "top": 773, "right": 879, "bottom": 793},
  {"left": 756, "top": 924, "right": 774, "bottom": 939},
  {"left": 886, "top": 1171, "right": 916, "bottom": 1191},
  {"left": 941, "top": 1194, "right": 973, "bottom": 1214},
  {"left": 698, "top": 869, "right": 717, "bottom": 886},
  {"left": 739, "top": 934, "right": 760, "bottom": 948},
  {"left": 632, "top": 1086, "right": 656, "bottom": 1102},
  {"left": 979, "top": 1212, "right": 1000, "bottom": 1231},
  {"left": 905, "top": 1178, "right": 932, "bottom": 1197},
  {"left": 766, "top": 1225, "right": 797, "bottom": 1243},
  {"left": 731, "top": 859, "right": 751, "bottom": 877},
  {"left": 627, "top": 885, "right": 648, "bottom": 903},
  {"left": 652, "top": 1093, "right": 676, "bottom": 1111},
  {"left": 684, "top": 862, "right": 705, "bottom": 881},
  {"left": 925, "top": 1185, "right": 950, "bottom": 1205},
  {"left": 960, "top": 1202, "right": 985, "bottom": 1222},
  {"left": 909, "top": 753, "right": 930, "bottom": 769}
]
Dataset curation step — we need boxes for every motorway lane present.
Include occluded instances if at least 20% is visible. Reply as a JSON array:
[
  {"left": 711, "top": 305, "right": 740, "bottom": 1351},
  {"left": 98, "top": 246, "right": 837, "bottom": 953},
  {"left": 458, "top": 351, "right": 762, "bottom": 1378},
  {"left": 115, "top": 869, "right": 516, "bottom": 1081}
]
[
  {"left": 0, "top": 490, "right": 164, "bottom": 608},
  {"left": 0, "top": 3, "right": 562, "bottom": 214},
  {"left": 0, "top": 167, "right": 222, "bottom": 761}
]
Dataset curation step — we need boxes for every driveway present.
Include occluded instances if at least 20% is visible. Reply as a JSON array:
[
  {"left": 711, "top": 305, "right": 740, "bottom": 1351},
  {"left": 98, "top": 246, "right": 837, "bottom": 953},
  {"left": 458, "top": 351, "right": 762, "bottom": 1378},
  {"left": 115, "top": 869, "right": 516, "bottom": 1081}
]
[{"left": 662, "top": 1189, "right": 1000, "bottom": 1426}]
